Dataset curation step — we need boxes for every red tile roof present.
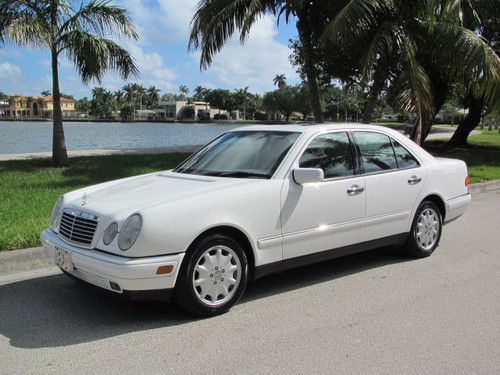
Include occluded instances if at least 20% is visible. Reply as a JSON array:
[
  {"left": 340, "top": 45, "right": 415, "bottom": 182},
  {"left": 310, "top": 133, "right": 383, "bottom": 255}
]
[{"left": 10, "top": 94, "right": 75, "bottom": 103}]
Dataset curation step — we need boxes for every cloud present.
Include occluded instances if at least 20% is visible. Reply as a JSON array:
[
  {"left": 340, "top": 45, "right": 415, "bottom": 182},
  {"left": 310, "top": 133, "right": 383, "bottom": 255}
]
[
  {"left": 0, "top": 62, "right": 21, "bottom": 78},
  {"left": 198, "top": 15, "right": 299, "bottom": 92},
  {"left": 120, "top": 0, "right": 198, "bottom": 44}
]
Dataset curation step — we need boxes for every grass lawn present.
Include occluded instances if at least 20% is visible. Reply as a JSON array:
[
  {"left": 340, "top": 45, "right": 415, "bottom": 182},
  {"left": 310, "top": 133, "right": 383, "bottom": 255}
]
[
  {"left": 0, "top": 130, "right": 499, "bottom": 251},
  {"left": 425, "top": 129, "right": 500, "bottom": 184},
  {"left": 0, "top": 153, "right": 188, "bottom": 251}
]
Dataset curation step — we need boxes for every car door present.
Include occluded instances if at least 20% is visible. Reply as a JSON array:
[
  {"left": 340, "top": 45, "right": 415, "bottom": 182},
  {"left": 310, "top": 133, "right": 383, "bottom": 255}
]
[
  {"left": 353, "top": 131, "right": 426, "bottom": 241},
  {"left": 281, "top": 131, "right": 366, "bottom": 260}
]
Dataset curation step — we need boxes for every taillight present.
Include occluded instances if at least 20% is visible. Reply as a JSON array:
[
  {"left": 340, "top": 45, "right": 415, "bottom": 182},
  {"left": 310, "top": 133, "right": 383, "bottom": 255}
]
[{"left": 465, "top": 176, "right": 469, "bottom": 187}]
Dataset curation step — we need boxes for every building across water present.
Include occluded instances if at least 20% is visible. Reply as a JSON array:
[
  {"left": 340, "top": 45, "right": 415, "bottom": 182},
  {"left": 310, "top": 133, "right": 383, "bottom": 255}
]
[{"left": 1, "top": 95, "right": 76, "bottom": 118}]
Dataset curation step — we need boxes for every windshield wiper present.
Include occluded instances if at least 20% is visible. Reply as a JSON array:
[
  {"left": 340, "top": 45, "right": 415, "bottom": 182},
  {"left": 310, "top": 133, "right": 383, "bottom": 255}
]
[{"left": 205, "top": 171, "right": 270, "bottom": 179}]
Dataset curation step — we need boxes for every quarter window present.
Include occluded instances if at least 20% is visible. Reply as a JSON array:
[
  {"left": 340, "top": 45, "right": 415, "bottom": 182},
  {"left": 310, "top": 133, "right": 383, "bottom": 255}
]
[
  {"left": 392, "top": 140, "right": 420, "bottom": 169},
  {"left": 299, "top": 132, "right": 355, "bottom": 178},
  {"left": 355, "top": 132, "right": 397, "bottom": 173}
]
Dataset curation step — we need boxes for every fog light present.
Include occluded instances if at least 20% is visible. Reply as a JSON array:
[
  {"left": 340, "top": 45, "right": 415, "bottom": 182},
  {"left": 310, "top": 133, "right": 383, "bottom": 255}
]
[{"left": 109, "top": 281, "right": 121, "bottom": 291}]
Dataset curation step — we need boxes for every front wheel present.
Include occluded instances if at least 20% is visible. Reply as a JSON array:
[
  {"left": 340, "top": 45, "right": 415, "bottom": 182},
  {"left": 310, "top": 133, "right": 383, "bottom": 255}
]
[
  {"left": 173, "top": 234, "right": 248, "bottom": 316},
  {"left": 404, "top": 201, "right": 443, "bottom": 258}
]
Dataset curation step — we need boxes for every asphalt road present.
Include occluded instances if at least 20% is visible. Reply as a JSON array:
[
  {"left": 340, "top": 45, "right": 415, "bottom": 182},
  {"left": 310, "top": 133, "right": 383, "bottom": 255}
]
[{"left": 1, "top": 190, "right": 499, "bottom": 374}]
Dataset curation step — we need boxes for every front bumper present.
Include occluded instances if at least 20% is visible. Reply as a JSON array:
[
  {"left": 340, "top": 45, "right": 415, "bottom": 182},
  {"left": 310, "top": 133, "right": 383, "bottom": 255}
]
[{"left": 41, "top": 229, "right": 185, "bottom": 293}]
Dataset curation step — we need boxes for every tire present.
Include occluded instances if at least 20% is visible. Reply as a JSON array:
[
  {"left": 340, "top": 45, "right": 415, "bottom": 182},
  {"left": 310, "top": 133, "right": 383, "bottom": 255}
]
[
  {"left": 404, "top": 200, "right": 443, "bottom": 258},
  {"left": 173, "top": 233, "right": 249, "bottom": 316}
]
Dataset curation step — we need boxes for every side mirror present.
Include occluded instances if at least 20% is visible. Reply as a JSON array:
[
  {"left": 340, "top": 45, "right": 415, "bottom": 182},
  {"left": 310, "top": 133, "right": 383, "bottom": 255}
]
[{"left": 293, "top": 168, "right": 324, "bottom": 185}]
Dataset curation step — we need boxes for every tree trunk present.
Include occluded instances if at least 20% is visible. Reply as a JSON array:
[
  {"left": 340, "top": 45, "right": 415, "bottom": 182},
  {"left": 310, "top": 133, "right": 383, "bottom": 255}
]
[
  {"left": 51, "top": 48, "right": 69, "bottom": 167},
  {"left": 297, "top": 13, "right": 323, "bottom": 123},
  {"left": 448, "top": 94, "right": 484, "bottom": 147},
  {"left": 362, "top": 60, "right": 388, "bottom": 124}
]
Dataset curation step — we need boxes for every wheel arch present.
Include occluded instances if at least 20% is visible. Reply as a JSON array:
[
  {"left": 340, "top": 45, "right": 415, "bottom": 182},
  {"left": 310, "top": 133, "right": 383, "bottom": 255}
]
[
  {"left": 188, "top": 225, "right": 256, "bottom": 278},
  {"left": 421, "top": 194, "right": 446, "bottom": 220}
]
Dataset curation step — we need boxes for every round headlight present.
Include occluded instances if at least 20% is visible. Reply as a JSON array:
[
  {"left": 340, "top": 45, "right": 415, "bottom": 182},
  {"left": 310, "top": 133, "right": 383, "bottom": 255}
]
[
  {"left": 50, "top": 196, "right": 63, "bottom": 230},
  {"left": 103, "top": 222, "right": 118, "bottom": 245},
  {"left": 118, "top": 214, "right": 142, "bottom": 251}
]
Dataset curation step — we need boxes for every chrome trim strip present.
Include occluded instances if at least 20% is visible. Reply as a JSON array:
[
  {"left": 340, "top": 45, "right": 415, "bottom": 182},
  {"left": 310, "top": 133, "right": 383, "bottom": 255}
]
[{"left": 257, "top": 210, "right": 411, "bottom": 248}]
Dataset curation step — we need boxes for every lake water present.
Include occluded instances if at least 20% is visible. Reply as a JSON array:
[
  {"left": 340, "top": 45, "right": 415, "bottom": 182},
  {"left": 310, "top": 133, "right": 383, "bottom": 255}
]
[{"left": 0, "top": 121, "right": 245, "bottom": 154}]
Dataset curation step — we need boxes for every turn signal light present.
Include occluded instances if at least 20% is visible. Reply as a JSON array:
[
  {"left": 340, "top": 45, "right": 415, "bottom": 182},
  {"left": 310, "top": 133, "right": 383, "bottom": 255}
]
[
  {"left": 156, "top": 265, "right": 174, "bottom": 275},
  {"left": 465, "top": 176, "right": 469, "bottom": 187}
]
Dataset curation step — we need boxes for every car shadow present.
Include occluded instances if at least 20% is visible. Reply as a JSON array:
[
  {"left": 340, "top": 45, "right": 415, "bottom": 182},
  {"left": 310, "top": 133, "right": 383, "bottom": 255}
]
[{"left": 0, "top": 246, "right": 410, "bottom": 349}]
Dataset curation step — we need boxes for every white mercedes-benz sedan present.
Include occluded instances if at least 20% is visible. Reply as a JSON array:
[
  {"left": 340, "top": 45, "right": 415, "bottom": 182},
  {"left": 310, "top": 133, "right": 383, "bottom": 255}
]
[{"left": 41, "top": 124, "right": 471, "bottom": 315}]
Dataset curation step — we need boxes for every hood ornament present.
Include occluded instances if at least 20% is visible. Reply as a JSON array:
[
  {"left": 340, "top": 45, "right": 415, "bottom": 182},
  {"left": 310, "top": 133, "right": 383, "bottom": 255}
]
[{"left": 81, "top": 193, "right": 88, "bottom": 206}]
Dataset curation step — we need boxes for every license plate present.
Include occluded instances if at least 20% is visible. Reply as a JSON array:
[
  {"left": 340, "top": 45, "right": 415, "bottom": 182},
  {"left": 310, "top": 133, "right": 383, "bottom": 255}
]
[{"left": 55, "top": 247, "right": 73, "bottom": 272}]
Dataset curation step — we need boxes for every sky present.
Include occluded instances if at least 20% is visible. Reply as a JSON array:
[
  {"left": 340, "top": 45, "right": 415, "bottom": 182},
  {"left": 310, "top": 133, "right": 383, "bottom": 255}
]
[{"left": 0, "top": 0, "right": 300, "bottom": 99}]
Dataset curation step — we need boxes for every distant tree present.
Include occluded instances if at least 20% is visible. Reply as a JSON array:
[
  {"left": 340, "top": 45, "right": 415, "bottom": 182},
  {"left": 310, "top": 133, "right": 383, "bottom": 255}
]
[
  {"left": 0, "top": 0, "right": 138, "bottom": 166},
  {"left": 75, "top": 97, "right": 91, "bottom": 112},
  {"left": 263, "top": 87, "right": 296, "bottom": 121},
  {"left": 40, "top": 90, "right": 51, "bottom": 96},
  {"left": 146, "top": 85, "right": 161, "bottom": 108},
  {"left": 205, "top": 89, "right": 234, "bottom": 113},
  {"left": 114, "top": 90, "right": 124, "bottom": 106},
  {"left": 90, "top": 87, "right": 116, "bottom": 119},
  {"left": 193, "top": 86, "right": 209, "bottom": 101},
  {"left": 178, "top": 85, "right": 190, "bottom": 99},
  {"left": 178, "top": 105, "right": 195, "bottom": 119},
  {"left": 273, "top": 74, "right": 287, "bottom": 89},
  {"left": 120, "top": 104, "right": 134, "bottom": 121}
]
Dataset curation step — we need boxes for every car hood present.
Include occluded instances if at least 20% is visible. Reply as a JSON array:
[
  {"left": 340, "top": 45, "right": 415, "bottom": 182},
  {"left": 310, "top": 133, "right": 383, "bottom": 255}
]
[{"left": 63, "top": 171, "right": 255, "bottom": 217}]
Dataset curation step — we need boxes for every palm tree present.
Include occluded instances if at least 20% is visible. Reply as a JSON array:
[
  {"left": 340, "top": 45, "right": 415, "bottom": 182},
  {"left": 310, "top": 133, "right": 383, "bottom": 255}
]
[
  {"left": 122, "top": 83, "right": 136, "bottom": 103},
  {"left": 324, "top": 0, "right": 499, "bottom": 144},
  {"left": 146, "top": 85, "right": 161, "bottom": 108},
  {"left": 193, "top": 86, "right": 207, "bottom": 101},
  {"left": 0, "top": 0, "right": 138, "bottom": 166},
  {"left": 40, "top": 90, "right": 51, "bottom": 96},
  {"left": 179, "top": 85, "right": 190, "bottom": 99},
  {"left": 446, "top": 0, "right": 500, "bottom": 146},
  {"left": 114, "top": 89, "right": 124, "bottom": 106},
  {"left": 273, "top": 74, "right": 287, "bottom": 89},
  {"left": 134, "top": 83, "right": 146, "bottom": 108},
  {"left": 189, "top": 0, "right": 325, "bottom": 123}
]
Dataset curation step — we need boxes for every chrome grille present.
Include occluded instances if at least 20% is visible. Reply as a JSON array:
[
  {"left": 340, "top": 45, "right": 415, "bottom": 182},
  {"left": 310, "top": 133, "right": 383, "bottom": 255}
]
[{"left": 58, "top": 208, "right": 98, "bottom": 246}]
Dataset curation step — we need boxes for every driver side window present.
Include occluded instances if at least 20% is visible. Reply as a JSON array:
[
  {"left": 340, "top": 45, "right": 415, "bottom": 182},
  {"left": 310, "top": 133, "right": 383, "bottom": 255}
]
[{"left": 299, "top": 132, "right": 355, "bottom": 178}]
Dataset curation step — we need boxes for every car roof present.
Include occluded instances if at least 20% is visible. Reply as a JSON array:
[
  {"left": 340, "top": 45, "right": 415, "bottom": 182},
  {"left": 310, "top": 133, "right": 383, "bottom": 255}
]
[{"left": 232, "top": 123, "right": 400, "bottom": 135}]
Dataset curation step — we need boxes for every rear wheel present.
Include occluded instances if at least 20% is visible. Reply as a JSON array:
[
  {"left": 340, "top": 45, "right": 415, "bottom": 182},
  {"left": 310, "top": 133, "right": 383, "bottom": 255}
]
[
  {"left": 404, "top": 201, "right": 443, "bottom": 258},
  {"left": 173, "top": 234, "right": 248, "bottom": 316}
]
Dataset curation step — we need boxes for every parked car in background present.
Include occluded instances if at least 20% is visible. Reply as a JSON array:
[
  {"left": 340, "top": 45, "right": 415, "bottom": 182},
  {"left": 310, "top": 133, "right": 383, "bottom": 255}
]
[{"left": 41, "top": 124, "right": 471, "bottom": 316}]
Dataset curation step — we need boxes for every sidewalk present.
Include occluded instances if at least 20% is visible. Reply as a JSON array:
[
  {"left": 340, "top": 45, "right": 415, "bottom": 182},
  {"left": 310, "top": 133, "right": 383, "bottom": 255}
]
[{"left": 0, "top": 145, "right": 202, "bottom": 161}]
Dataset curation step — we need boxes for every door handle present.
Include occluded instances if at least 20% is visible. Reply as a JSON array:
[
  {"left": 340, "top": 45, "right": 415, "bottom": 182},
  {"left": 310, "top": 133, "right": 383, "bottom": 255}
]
[
  {"left": 408, "top": 175, "right": 422, "bottom": 185},
  {"left": 347, "top": 184, "right": 365, "bottom": 195}
]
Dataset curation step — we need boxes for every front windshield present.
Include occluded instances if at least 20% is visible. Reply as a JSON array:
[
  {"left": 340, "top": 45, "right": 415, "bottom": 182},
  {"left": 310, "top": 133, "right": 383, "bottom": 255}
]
[{"left": 174, "top": 131, "right": 300, "bottom": 179}]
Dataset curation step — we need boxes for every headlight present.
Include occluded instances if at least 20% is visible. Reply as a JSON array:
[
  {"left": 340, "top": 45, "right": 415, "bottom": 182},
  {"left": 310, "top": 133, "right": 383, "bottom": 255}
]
[
  {"left": 50, "top": 197, "right": 63, "bottom": 230},
  {"left": 103, "top": 222, "right": 118, "bottom": 245},
  {"left": 118, "top": 214, "right": 142, "bottom": 251}
]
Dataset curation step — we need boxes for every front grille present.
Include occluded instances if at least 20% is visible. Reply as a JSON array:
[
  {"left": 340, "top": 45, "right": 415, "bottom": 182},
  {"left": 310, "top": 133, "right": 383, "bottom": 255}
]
[{"left": 59, "top": 208, "right": 98, "bottom": 246}]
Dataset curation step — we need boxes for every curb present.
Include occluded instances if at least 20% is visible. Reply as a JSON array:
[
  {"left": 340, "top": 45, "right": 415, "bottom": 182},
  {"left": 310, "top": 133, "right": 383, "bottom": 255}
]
[
  {"left": 0, "top": 246, "right": 52, "bottom": 276},
  {"left": 0, "top": 179, "right": 499, "bottom": 277},
  {"left": 468, "top": 179, "right": 500, "bottom": 194}
]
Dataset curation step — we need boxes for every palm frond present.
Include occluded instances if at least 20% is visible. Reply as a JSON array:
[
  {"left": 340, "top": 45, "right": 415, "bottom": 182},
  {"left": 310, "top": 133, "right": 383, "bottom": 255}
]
[
  {"left": 60, "top": 30, "right": 138, "bottom": 83},
  {"left": 59, "top": 0, "right": 138, "bottom": 40},
  {"left": 359, "top": 21, "right": 396, "bottom": 77},
  {"left": 189, "top": 0, "right": 270, "bottom": 69},
  {"left": 0, "top": 0, "right": 50, "bottom": 47},
  {"left": 389, "top": 36, "right": 434, "bottom": 126},
  {"left": 427, "top": 21, "right": 500, "bottom": 105},
  {"left": 321, "top": 0, "right": 394, "bottom": 42}
]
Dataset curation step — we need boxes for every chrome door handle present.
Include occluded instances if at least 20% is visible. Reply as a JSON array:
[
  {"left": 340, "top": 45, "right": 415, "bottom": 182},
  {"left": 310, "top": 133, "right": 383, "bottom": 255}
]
[
  {"left": 347, "top": 184, "right": 365, "bottom": 195},
  {"left": 408, "top": 175, "right": 422, "bottom": 185}
]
